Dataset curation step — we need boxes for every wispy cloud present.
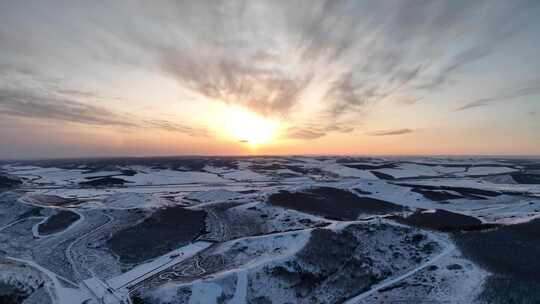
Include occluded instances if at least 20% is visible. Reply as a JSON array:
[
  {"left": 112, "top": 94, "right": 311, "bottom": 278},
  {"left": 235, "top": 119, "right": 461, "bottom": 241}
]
[
  {"left": 143, "top": 119, "right": 208, "bottom": 137},
  {"left": 286, "top": 128, "right": 326, "bottom": 140},
  {"left": 285, "top": 124, "right": 353, "bottom": 140},
  {"left": 55, "top": 89, "right": 123, "bottom": 101},
  {"left": 0, "top": 88, "right": 208, "bottom": 137},
  {"left": 127, "top": 1, "right": 537, "bottom": 121},
  {"left": 161, "top": 50, "right": 311, "bottom": 116},
  {"left": 455, "top": 80, "right": 540, "bottom": 111},
  {"left": 0, "top": 88, "right": 134, "bottom": 127},
  {"left": 366, "top": 129, "right": 413, "bottom": 136},
  {"left": 0, "top": 0, "right": 539, "bottom": 149}
]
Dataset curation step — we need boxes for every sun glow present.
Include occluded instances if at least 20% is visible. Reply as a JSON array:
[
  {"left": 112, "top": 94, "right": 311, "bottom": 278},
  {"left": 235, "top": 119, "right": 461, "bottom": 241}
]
[{"left": 223, "top": 107, "right": 280, "bottom": 149}]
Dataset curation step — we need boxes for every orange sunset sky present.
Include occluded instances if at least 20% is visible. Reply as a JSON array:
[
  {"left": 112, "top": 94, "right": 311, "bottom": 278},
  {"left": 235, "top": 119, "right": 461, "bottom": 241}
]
[{"left": 1, "top": 1, "right": 539, "bottom": 158}]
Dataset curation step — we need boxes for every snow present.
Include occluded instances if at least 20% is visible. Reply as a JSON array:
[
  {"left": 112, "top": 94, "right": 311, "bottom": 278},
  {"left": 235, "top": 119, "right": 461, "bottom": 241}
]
[
  {"left": 222, "top": 170, "right": 270, "bottom": 182},
  {"left": 101, "top": 192, "right": 169, "bottom": 209},
  {"left": 496, "top": 213, "right": 540, "bottom": 225},
  {"left": 226, "top": 201, "right": 329, "bottom": 234},
  {"left": 81, "top": 171, "right": 123, "bottom": 178},
  {"left": 373, "top": 163, "right": 441, "bottom": 179},
  {"left": 188, "top": 281, "right": 223, "bottom": 304},
  {"left": 229, "top": 270, "right": 248, "bottom": 304},
  {"left": 0, "top": 261, "right": 45, "bottom": 294},
  {"left": 203, "top": 165, "right": 234, "bottom": 174},
  {"left": 457, "top": 166, "right": 518, "bottom": 176},
  {"left": 272, "top": 168, "right": 300, "bottom": 176},
  {"left": 213, "top": 229, "right": 312, "bottom": 265},
  {"left": 107, "top": 241, "right": 212, "bottom": 290},
  {"left": 432, "top": 165, "right": 467, "bottom": 174},
  {"left": 83, "top": 277, "right": 126, "bottom": 303},
  {"left": 371, "top": 163, "right": 518, "bottom": 179},
  {"left": 323, "top": 164, "right": 377, "bottom": 179},
  {"left": 123, "top": 170, "right": 228, "bottom": 185},
  {"left": 407, "top": 178, "right": 540, "bottom": 195},
  {"left": 352, "top": 179, "right": 440, "bottom": 210},
  {"left": 7, "top": 257, "right": 90, "bottom": 304},
  {"left": 354, "top": 239, "right": 489, "bottom": 304},
  {"left": 150, "top": 230, "right": 312, "bottom": 304},
  {"left": 7, "top": 166, "right": 125, "bottom": 186},
  {"left": 185, "top": 189, "right": 242, "bottom": 203},
  {"left": 10, "top": 167, "right": 84, "bottom": 186},
  {"left": 31, "top": 217, "right": 48, "bottom": 238},
  {"left": 1, "top": 157, "right": 539, "bottom": 304},
  {"left": 344, "top": 233, "right": 455, "bottom": 303}
]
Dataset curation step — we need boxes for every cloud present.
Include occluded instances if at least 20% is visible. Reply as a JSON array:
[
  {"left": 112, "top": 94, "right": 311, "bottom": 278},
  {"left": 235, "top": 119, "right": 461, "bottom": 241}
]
[
  {"left": 54, "top": 89, "right": 123, "bottom": 101},
  {"left": 161, "top": 50, "right": 311, "bottom": 116},
  {"left": 455, "top": 80, "right": 540, "bottom": 111},
  {"left": 0, "top": 88, "right": 135, "bottom": 127},
  {"left": 147, "top": 0, "right": 536, "bottom": 120},
  {"left": 0, "top": 88, "right": 208, "bottom": 137},
  {"left": 325, "top": 72, "right": 367, "bottom": 117},
  {"left": 143, "top": 119, "right": 208, "bottom": 137},
  {"left": 366, "top": 129, "right": 413, "bottom": 136},
  {"left": 416, "top": 1, "right": 537, "bottom": 92},
  {"left": 285, "top": 124, "right": 354, "bottom": 140},
  {"left": 397, "top": 96, "right": 424, "bottom": 105},
  {"left": 0, "top": 0, "right": 538, "bottom": 134},
  {"left": 286, "top": 128, "right": 326, "bottom": 140}
]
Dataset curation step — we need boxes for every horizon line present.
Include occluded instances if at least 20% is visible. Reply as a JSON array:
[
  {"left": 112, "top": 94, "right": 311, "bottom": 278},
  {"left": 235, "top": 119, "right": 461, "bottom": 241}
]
[{"left": 2, "top": 153, "right": 540, "bottom": 162}]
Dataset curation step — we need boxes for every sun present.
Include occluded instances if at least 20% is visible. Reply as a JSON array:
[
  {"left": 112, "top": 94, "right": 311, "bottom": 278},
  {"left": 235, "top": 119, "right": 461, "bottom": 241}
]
[{"left": 225, "top": 107, "right": 279, "bottom": 148}]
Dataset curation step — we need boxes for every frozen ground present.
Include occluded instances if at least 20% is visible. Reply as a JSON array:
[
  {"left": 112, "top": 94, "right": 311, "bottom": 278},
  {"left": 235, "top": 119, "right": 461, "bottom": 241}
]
[{"left": 0, "top": 156, "right": 539, "bottom": 303}]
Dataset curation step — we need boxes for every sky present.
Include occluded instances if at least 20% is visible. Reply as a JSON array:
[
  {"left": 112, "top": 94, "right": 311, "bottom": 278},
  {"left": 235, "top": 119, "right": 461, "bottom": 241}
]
[{"left": 1, "top": 0, "right": 539, "bottom": 159}]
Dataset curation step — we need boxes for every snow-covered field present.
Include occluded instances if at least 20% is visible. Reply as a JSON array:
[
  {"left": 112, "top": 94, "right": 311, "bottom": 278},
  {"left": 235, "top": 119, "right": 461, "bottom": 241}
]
[{"left": 0, "top": 156, "right": 539, "bottom": 303}]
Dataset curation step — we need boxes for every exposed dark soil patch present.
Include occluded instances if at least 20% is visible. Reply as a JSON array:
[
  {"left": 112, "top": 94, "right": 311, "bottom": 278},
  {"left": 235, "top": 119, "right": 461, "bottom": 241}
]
[
  {"left": 370, "top": 171, "right": 395, "bottom": 180},
  {"left": 352, "top": 188, "right": 372, "bottom": 195},
  {"left": 29, "top": 194, "right": 78, "bottom": 206},
  {"left": 453, "top": 219, "right": 540, "bottom": 303},
  {"left": 391, "top": 209, "right": 494, "bottom": 232},
  {"left": 402, "top": 162, "right": 471, "bottom": 168},
  {"left": 402, "top": 161, "right": 515, "bottom": 169},
  {"left": 79, "top": 177, "right": 130, "bottom": 187},
  {"left": 169, "top": 158, "right": 238, "bottom": 172},
  {"left": 250, "top": 163, "right": 288, "bottom": 171},
  {"left": 518, "top": 162, "right": 540, "bottom": 171},
  {"left": 344, "top": 163, "right": 398, "bottom": 170},
  {"left": 38, "top": 210, "right": 80, "bottom": 235},
  {"left": 511, "top": 173, "right": 540, "bottom": 184},
  {"left": 83, "top": 169, "right": 138, "bottom": 180},
  {"left": 250, "top": 163, "right": 328, "bottom": 177},
  {"left": 397, "top": 184, "right": 501, "bottom": 200},
  {"left": 0, "top": 175, "right": 22, "bottom": 189},
  {"left": 268, "top": 187, "right": 404, "bottom": 220},
  {"left": 335, "top": 157, "right": 382, "bottom": 164},
  {"left": 0, "top": 282, "right": 28, "bottom": 304},
  {"left": 107, "top": 206, "right": 206, "bottom": 264},
  {"left": 119, "top": 169, "right": 138, "bottom": 176},
  {"left": 14, "top": 157, "right": 239, "bottom": 175},
  {"left": 446, "top": 264, "right": 463, "bottom": 270},
  {"left": 16, "top": 207, "right": 43, "bottom": 220},
  {"left": 238, "top": 190, "right": 258, "bottom": 194}
]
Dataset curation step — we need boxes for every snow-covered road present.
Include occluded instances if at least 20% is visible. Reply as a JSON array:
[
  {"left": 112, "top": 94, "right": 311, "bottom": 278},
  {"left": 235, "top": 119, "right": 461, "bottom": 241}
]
[{"left": 107, "top": 241, "right": 212, "bottom": 292}]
